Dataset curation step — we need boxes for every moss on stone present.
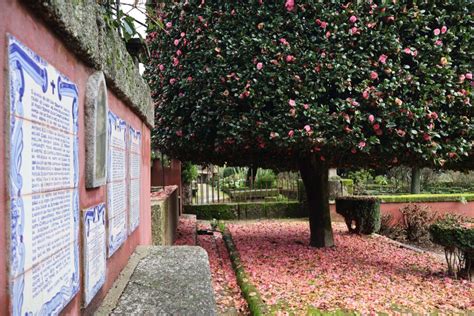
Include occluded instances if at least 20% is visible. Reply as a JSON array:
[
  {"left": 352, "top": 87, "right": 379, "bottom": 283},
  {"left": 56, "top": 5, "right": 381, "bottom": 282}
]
[{"left": 22, "top": 0, "right": 154, "bottom": 127}]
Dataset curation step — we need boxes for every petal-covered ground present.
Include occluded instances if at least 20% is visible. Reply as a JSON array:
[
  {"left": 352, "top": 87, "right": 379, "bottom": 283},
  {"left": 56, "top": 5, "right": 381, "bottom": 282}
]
[
  {"left": 174, "top": 217, "right": 249, "bottom": 314},
  {"left": 228, "top": 220, "right": 474, "bottom": 314},
  {"left": 197, "top": 223, "right": 249, "bottom": 315}
]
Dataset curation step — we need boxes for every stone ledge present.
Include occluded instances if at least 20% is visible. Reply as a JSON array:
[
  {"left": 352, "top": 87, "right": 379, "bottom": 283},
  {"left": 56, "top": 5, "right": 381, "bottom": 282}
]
[
  {"left": 99, "top": 246, "right": 216, "bottom": 315},
  {"left": 22, "top": 0, "right": 154, "bottom": 127}
]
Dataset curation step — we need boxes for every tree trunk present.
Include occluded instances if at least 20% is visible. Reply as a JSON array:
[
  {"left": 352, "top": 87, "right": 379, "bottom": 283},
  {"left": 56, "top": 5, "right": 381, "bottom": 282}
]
[
  {"left": 411, "top": 167, "right": 421, "bottom": 194},
  {"left": 246, "top": 166, "right": 257, "bottom": 187},
  {"left": 298, "top": 157, "right": 334, "bottom": 248}
]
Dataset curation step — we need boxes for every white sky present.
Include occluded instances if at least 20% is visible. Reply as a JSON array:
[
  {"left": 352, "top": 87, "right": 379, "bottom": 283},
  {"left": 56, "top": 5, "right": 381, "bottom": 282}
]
[{"left": 121, "top": 0, "right": 148, "bottom": 74}]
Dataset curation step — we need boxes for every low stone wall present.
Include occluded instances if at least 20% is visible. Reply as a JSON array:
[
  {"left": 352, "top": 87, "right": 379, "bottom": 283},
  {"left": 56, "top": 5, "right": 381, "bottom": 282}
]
[{"left": 151, "top": 186, "right": 180, "bottom": 245}]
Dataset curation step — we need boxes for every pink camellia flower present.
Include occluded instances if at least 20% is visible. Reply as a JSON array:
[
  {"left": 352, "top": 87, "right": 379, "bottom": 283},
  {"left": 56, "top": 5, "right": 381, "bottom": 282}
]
[
  {"left": 270, "top": 132, "right": 279, "bottom": 139},
  {"left": 358, "top": 141, "right": 366, "bottom": 148},
  {"left": 325, "top": 31, "right": 331, "bottom": 39},
  {"left": 279, "top": 38, "right": 289, "bottom": 46},
  {"left": 362, "top": 90, "right": 369, "bottom": 99},
  {"left": 285, "top": 0, "right": 295, "bottom": 11},
  {"left": 441, "top": 26, "right": 448, "bottom": 34},
  {"left": 423, "top": 133, "right": 431, "bottom": 141},
  {"left": 176, "top": 130, "right": 183, "bottom": 137},
  {"left": 288, "top": 130, "right": 294, "bottom": 137},
  {"left": 159, "top": 64, "right": 165, "bottom": 71},
  {"left": 256, "top": 62, "right": 263, "bottom": 70},
  {"left": 466, "top": 73, "right": 473, "bottom": 80},
  {"left": 433, "top": 28, "right": 441, "bottom": 36},
  {"left": 303, "top": 103, "right": 310, "bottom": 110},
  {"left": 378, "top": 54, "right": 388, "bottom": 64},
  {"left": 349, "top": 15, "right": 357, "bottom": 23},
  {"left": 430, "top": 112, "right": 439, "bottom": 120},
  {"left": 166, "top": 22, "right": 172, "bottom": 29},
  {"left": 459, "top": 74, "right": 466, "bottom": 82},
  {"left": 304, "top": 125, "right": 312, "bottom": 133},
  {"left": 176, "top": 49, "right": 182, "bottom": 56},
  {"left": 412, "top": 49, "right": 418, "bottom": 57},
  {"left": 368, "top": 114, "right": 375, "bottom": 123},
  {"left": 395, "top": 98, "right": 403, "bottom": 106},
  {"left": 351, "top": 148, "right": 357, "bottom": 154},
  {"left": 169, "top": 78, "right": 176, "bottom": 85},
  {"left": 187, "top": 76, "right": 193, "bottom": 82},
  {"left": 173, "top": 57, "right": 179, "bottom": 66},
  {"left": 435, "top": 40, "right": 443, "bottom": 46},
  {"left": 321, "top": 21, "right": 328, "bottom": 29},
  {"left": 373, "top": 123, "right": 380, "bottom": 130},
  {"left": 396, "top": 129, "right": 406, "bottom": 137},
  {"left": 289, "top": 99, "right": 296, "bottom": 107},
  {"left": 370, "top": 71, "right": 378, "bottom": 80},
  {"left": 286, "top": 55, "right": 295, "bottom": 62},
  {"left": 350, "top": 27, "right": 359, "bottom": 35},
  {"left": 174, "top": 39, "right": 180, "bottom": 46},
  {"left": 404, "top": 47, "right": 412, "bottom": 54}
]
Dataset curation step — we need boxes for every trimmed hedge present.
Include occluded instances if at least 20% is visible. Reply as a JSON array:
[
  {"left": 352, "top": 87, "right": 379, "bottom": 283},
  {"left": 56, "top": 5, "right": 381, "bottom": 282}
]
[
  {"left": 184, "top": 201, "right": 306, "bottom": 220},
  {"left": 429, "top": 218, "right": 473, "bottom": 280},
  {"left": 183, "top": 203, "right": 238, "bottom": 220},
  {"left": 377, "top": 193, "right": 474, "bottom": 203},
  {"left": 335, "top": 196, "right": 381, "bottom": 234},
  {"left": 430, "top": 223, "right": 474, "bottom": 252}
]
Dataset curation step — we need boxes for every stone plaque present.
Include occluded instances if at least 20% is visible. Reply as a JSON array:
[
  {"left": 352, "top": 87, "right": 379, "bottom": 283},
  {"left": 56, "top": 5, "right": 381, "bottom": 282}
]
[
  {"left": 83, "top": 203, "right": 106, "bottom": 306},
  {"left": 128, "top": 126, "right": 141, "bottom": 233},
  {"left": 107, "top": 111, "right": 128, "bottom": 257},
  {"left": 85, "top": 71, "right": 108, "bottom": 188},
  {"left": 8, "top": 35, "right": 80, "bottom": 315}
]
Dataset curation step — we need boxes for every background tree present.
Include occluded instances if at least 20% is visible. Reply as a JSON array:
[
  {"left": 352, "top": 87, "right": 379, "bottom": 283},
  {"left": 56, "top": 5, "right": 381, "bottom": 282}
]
[{"left": 145, "top": 1, "right": 473, "bottom": 247}]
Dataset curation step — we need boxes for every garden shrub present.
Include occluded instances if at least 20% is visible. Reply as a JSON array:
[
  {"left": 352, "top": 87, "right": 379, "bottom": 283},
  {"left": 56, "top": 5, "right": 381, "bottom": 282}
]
[
  {"left": 335, "top": 196, "right": 381, "bottom": 234},
  {"left": 378, "top": 213, "right": 404, "bottom": 239},
  {"left": 255, "top": 169, "right": 276, "bottom": 188},
  {"left": 399, "top": 204, "right": 437, "bottom": 242},
  {"left": 430, "top": 215, "right": 474, "bottom": 280}
]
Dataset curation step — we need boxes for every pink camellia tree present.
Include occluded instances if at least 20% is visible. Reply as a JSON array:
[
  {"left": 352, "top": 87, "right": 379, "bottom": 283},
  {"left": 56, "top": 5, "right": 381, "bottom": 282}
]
[{"left": 145, "top": 1, "right": 473, "bottom": 247}]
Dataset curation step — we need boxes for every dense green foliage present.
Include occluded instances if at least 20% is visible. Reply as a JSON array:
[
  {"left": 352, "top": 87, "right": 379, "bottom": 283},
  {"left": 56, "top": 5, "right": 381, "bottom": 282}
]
[
  {"left": 181, "top": 161, "right": 198, "bottom": 184},
  {"left": 335, "top": 196, "right": 381, "bottom": 234},
  {"left": 146, "top": 1, "right": 473, "bottom": 169}
]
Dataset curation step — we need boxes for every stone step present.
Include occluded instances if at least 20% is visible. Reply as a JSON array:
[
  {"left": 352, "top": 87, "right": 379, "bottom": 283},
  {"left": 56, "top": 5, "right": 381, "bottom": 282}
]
[{"left": 99, "top": 246, "right": 216, "bottom": 315}]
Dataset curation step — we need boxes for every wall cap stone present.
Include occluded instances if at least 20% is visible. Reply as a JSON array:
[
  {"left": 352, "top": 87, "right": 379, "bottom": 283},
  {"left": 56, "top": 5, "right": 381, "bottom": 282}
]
[{"left": 22, "top": 0, "right": 154, "bottom": 127}]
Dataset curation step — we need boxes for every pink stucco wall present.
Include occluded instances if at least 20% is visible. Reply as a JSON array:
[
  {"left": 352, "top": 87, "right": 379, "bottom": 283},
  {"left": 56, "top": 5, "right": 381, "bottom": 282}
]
[
  {"left": 0, "top": 1, "right": 152, "bottom": 314},
  {"left": 330, "top": 201, "right": 474, "bottom": 224}
]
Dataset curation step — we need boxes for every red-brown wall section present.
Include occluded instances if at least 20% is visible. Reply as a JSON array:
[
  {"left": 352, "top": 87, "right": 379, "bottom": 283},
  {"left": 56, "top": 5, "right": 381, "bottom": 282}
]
[
  {"left": 0, "top": 1, "right": 152, "bottom": 314},
  {"left": 151, "top": 159, "right": 183, "bottom": 213}
]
